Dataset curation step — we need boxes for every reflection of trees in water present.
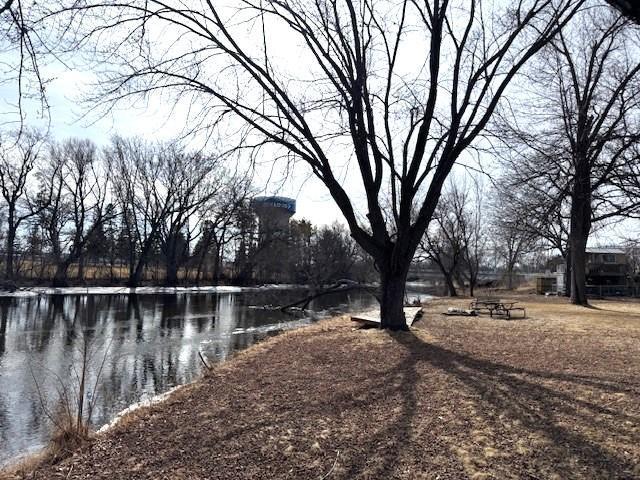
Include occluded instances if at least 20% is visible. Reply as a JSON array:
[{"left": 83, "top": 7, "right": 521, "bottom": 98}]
[
  {"left": 26, "top": 397, "right": 46, "bottom": 441},
  {"left": 0, "top": 298, "right": 9, "bottom": 355},
  {"left": 87, "top": 293, "right": 207, "bottom": 426},
  {"left": 212, "top": 294, "right": 243, "bottom": 361},
  {"left": 31, "top": 296, "right": 64, "bottom": 350},
  {"left": 0, "top": 399, "right": 6, "bottom": 448},
  {"left": 159, "top": 294, "right": 179, "bottom": 332},
  {"left": 0, "top": 348, "right": 7, "bottom": 444},
  {"left": 123, "top": 294, "right": 145, "bottom": 342},
  {"left": 142, "top": 356, "right": 158, "bottom": 391},
  {"left": 189, "top": 294, "right": 217, "bottom": 333},
  {"left": 1, "top": 290, "right": 380, "bottom": 463}
]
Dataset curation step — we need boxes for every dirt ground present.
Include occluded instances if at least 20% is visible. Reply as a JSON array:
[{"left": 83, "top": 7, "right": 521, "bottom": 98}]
[{"left": 5, "top": 293, "right": 640, "bottom": 479}]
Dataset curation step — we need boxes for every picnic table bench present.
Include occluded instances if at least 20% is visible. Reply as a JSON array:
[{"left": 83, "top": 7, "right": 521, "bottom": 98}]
[{"left": 469, "top": 298, "right": 526, "bottom": 319}]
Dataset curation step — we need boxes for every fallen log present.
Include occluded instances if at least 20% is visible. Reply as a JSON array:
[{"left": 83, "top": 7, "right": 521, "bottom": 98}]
[{"left": 279, "top": 282, "right": 374, "bottom": 313}]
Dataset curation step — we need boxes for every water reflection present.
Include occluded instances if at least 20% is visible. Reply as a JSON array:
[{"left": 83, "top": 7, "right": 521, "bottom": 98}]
[{"left": 0, "top": 285, "right": 434, "bottom": 464}]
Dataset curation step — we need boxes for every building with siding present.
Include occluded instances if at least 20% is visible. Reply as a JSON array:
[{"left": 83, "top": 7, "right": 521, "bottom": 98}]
[{"left": 536, "top": 247, "right": 631, "bottom": 296}]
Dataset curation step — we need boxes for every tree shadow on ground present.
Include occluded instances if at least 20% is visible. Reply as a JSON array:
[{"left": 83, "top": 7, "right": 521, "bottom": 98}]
[
  {"left": 336, "top": 347, "right": 421, "bottom": 478},
  {"left": 341, "top": 330, "right": 639, "bottom": 479}
]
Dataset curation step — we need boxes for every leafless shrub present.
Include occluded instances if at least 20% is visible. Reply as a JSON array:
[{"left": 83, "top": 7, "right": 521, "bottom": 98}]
[{"left": 29, "top": 329, "right": 111, "bottom": 465}]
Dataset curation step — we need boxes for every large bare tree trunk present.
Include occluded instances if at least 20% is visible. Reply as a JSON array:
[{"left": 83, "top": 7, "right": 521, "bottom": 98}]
[
  {"left": 53, "top": 260, "right": 72, "bottom": 287},
  {"left": 128, "top": 261, "right": 145, "bottom": 288},
  {"left": 128, "top": 234, "right": 157, "bottom": 287},
  {"left": 564, "top": 251, "right": 571, "bottom": 297},
  {"left": 194, "top": 258, "right": 204, "bottom": 285},
  {"left": 165, "top": 253, "right": 178, "bottom": 287},
  {"left": 212, "top": 246, "right": 222, "bottom": 285},
  {"left": 569, "top": 163, "right": 592, "bottom": 306},
  {"left": 570, "top": 233, "right": 588, "bottom": 304},
  {"left": 0, "top": 304, "right": 7, "bottom": 355},
  {"left": 379, "top": 255, "right": 410, "bottom": 331},
  {"left": 442, "top": 271, "right": 458, "bottom": 297},
  {"left": 77, "top": 252, "right": 85, "bottom": 282},
  {"left": 5, "top": 223, "right": 16, "bottom": 280}
]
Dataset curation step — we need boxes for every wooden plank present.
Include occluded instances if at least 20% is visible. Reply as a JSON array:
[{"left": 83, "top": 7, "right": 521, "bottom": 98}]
[{"left": 351, "top": 306, "right": 423, "bottom": 327}]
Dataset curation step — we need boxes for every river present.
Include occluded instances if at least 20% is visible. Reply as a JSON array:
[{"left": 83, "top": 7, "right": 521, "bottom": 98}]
[{"left": 0, "top": 284, "right": 435, "bottom": 465}]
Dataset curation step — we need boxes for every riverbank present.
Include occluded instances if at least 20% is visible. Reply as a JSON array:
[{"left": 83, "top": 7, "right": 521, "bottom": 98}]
[{"left": 4, "top": 294, "right": 640, "bottom": 479}]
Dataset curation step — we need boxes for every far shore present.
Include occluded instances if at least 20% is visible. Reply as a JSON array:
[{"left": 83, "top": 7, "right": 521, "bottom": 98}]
[
  {"left": 0, "top": 283, "right": 313, "bottom": 296},
  {"left": 3, "top": 292, "right": 639, "bottom": 479}
]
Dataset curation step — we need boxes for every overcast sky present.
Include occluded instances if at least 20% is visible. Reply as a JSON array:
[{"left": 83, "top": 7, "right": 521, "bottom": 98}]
[{"left": 0, "top": 58, "right": 347, "bottom": 226}]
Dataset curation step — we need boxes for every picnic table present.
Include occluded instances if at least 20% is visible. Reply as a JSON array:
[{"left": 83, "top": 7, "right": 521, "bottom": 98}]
[{"left": 469, "top": 298, "right": 526, "bottom": 319}]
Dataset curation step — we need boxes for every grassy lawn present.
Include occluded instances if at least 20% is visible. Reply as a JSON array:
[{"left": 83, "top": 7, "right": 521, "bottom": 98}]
[{"left": 5, "top": 294, "right": 640, "bottom": 479}]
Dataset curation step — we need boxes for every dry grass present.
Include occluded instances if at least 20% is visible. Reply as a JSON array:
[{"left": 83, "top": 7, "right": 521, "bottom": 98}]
[
  {"left": 0, "top": 412, "right": 93, "bottom": 480},
  {"left": 8, "top": 260, "right": 208, "bottom": 284},
  {"left": 4, "top": 295, "right": 640, "bottom": 479},
  {"left": 1, "top": 453, "right": 51, "bottom": 480}
]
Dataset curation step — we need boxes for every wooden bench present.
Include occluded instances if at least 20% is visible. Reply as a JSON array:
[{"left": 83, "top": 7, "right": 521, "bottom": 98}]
[{"left": 351, "top": 307, "right": 423, "bottom": 327}]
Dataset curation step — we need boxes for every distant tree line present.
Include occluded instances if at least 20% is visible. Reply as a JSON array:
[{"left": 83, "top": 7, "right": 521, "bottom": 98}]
[
  {"left": 414, "top": 178, "right": 545, "bottom": 297},
  {"left": 0, "top": 131, "right": 373, "bottom": 288}
]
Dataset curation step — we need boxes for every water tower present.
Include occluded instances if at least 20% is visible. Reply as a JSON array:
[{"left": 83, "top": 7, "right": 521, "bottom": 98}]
[
  {"left": 250, "top": 196, "right": 296, "bottom": 235},
  {"left": 250, "top": 196, "right": 296, "bottom": 282}
]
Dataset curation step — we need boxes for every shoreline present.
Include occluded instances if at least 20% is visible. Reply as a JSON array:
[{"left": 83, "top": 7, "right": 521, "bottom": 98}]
[
  {"left": 0, "top": 314, "right": 353, "bottom": 475},
  {"left": 2, "top": 284, "right": 425, "bottom": 469},
  {"left": 3, "top": 295, "right": 639, "bottom": 479},
  {"left": 0, "top": 281, "right": 438, "bottom": 298},
  {"left": 93, "top": 311, "right": 343, "bottom": 437},
  {"left": 0, "top": 284, "right": 315, "bottom": 297}
]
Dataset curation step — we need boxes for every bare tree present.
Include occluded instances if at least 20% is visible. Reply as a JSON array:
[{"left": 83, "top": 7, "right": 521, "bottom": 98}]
[
  {"left": 489, "top": 188, "right": 541, "bottom": 289},
  {"left": 0, "top": 0, "right": 52, "bottom": 127},
  {"left": 492, "top": 145, "right": 575, "bottom": 292},
  {"left": 158, "top": 147, "right": 224, "bottom": 286},
  {"left": 0, "top": 129, "right": 49, "bottom": 280},
  {"left": 192, "top": 175, "right": 253, "bottom": 285},
  {"left": 51, "top": 0, "right": 582, "bottom": 328},
  {"left": 107, "top": 137, "right": 174, "bottom": 287},
  {"left": 37, "top": 145, "right": 67, "bottom": 280},
  {"left": 52, "top": 139, "right": 114, "bottom": 286},
  {"left": 419, "top": 181, "right": 485, "bottom": 296},
  {"left": 419, "top": 185, "right": 466, "bottom": 297},
  {"left": 107, "top": 137, "right": 226, "bottom": 287},
  {"left": 496, "top": 8, "right": 640, "bottom": 305},
  {"left": 458, "top": 181, "right": 486, "bottom": 297}
]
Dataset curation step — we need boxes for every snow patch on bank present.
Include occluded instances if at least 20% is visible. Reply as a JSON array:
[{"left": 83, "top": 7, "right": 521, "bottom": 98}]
[{"left": 96, "top": 385, "right": 185, "bottom": 434}]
